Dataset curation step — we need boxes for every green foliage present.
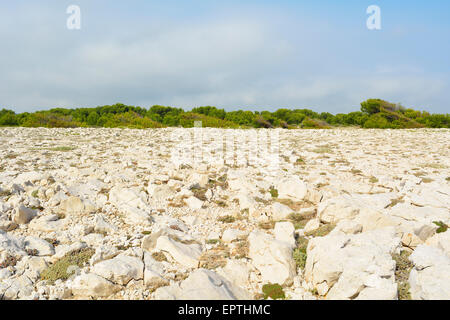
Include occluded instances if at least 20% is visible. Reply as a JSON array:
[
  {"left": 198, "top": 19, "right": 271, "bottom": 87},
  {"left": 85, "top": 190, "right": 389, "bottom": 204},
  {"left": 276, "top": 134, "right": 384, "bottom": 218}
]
[
  {"left": 305, "top": 223, "right": 336, "bottom": 237},
  {"left": 433, "top": 221, "right": 449, "bottom": 233},
  {"left": 50, "top": 146, "right": 76, "bottom": 152},
  {"left": 1, "top": 99, "right": 448, "bottom": 129},
  {"left": 392, "top": 250, "right": 413, "bottom": 300},
  {"left": 269, "top": 186, "right": 278, "bottom": 198},
  {"left": 40, "top": 248, "right": 94, "bottom": 284},
  {"left": 262, "top": 283, "right": 285, "bottom": 300},
  {"left": 293, "top": 237, "right": 309, "bottom": 270},
  {"left": 218, "top": 215, "right": 236, "bottom": 223}
]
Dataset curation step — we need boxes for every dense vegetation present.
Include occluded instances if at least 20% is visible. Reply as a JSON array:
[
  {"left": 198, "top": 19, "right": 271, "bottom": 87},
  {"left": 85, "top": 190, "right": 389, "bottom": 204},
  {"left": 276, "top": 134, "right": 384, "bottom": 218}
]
[{"left": 0, "top": 99, "right": 448, "bottom": 129}]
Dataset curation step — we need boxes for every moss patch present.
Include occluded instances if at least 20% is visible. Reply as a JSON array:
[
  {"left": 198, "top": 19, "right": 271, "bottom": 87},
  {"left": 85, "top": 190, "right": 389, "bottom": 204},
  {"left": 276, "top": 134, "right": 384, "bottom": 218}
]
[
  {"left": 49, "top": 146, "right": 77, "bottom": 152},
  {"left": 392, "top": 250, "right": 413, "bottom": 300},
  {"left": 218, "top": 215, "right": 235, "bottom": 223},
  {"left": 305, "top": 223, "right": 335, "bottom": 237},
  {"left": 293, "top": 237, "right": 309, "bottom": 270},
  {"left": 262, "top": 283, "right": 285, "bottom": 300},
  {"left": 40, "top": 248, "right": 94, "bottom": 284},
  {"left": 269, "top": 186, "right": 278, "bottom": 198},
  {"left": 433, "top": 221, "right": 448, "bottom": 233},
  {"left": 152, "top": 251, "right": 168, "bottom": 262}
]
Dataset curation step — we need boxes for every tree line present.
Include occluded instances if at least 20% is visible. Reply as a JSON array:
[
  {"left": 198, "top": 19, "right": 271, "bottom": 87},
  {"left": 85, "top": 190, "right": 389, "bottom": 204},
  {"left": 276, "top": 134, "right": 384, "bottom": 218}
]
[{"left": 0, "top": 99, "right": 448, "bottom": 129}]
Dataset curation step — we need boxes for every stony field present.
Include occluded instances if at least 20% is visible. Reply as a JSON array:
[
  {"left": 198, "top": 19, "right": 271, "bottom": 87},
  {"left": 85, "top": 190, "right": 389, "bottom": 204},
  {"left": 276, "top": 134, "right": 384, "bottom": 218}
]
[{"left": 0, "top": 127, "right": 449, "bottom": 300}]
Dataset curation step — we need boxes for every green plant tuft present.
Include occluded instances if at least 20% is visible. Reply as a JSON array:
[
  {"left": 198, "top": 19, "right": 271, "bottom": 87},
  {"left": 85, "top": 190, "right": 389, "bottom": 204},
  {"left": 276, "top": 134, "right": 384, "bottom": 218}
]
[
  {"left": 40, "top": 248, "right": 94, "bottom": 284},
  {"left": 433, "top": 221, "right": 449, "bottom": 233},
  {"left": 262, "top": 283, "right": 285, "bottom": 300}
]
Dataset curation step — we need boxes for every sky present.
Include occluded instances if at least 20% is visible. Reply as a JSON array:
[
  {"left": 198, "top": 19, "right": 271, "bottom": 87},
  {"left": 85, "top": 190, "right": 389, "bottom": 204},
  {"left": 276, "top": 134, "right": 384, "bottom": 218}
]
[{"left": 0, "top": 0, "right": 449, "bottom": 113}]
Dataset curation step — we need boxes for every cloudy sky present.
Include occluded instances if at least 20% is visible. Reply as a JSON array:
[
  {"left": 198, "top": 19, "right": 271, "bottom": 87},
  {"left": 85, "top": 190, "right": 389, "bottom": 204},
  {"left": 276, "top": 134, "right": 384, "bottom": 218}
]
[{"left": 1, "top": 0, "right": 449, "bottom": 113}]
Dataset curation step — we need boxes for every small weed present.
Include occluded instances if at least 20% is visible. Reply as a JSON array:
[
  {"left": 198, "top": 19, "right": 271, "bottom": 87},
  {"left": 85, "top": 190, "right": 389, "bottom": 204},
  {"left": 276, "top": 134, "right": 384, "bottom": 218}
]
[
  {"left": 269, "top": 186, "right": 278, "bottom": 198},
  {"left": 25, "top": 249, "right": 39, "bottom": 256},
  {"left": 231, "top": 239, "right": 249, "bottom": 259},
  {"left": 199, "top": 248, "right": 229, "bottom": 269},
  {"left": 49, "top": 146, "right": 77, "bottom": 152},
  {"left": 152, "top": 251, "right": 168, "bottom": 262},
  {"left": 433, "top": 221, "right": 448, "bottom": 233},
  {"left": 293, "top": 237, "right": 309, "bottom": 270},
  {"left": 31, "top": 190, "right": 39, "bottom": 198},
  {"left": 142, "top": 231, "right": 152, "bottom": 235},
  {"left": 0, "top": 254, "right": 18, "bottom": 268},
  {"left": 369, "top": 176, "right": 379, "bottom": 183},
  {"left": 218, "top": 215, "right": 235, "bottom": 224},
  {"left": 305, "top": 223, "right": 335, "bottom": 237}
]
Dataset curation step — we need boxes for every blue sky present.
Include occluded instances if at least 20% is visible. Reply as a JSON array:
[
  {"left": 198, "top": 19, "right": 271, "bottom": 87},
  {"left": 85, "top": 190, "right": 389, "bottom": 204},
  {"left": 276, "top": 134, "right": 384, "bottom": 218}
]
[{"left": 1, "top": 1, "right": 449, "bottom": 113}]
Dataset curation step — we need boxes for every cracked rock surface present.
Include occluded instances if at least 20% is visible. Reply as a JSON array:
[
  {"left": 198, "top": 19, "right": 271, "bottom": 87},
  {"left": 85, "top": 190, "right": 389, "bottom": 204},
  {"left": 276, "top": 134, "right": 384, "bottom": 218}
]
[{"left": 0, "top": 127, "right": 449, "bottom": 300}]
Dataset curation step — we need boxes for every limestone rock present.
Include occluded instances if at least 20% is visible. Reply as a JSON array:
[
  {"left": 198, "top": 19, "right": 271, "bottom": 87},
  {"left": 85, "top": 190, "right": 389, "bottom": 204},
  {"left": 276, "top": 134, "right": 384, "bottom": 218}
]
[
  {"left": 155, "top": 236, "right": 202, "bottom": 268},
  {"left": 277, "top": 177, "right": 307, "bottom": 201},
  {"left": 153, "top": 269, "right": 250, "bottom": 300},
  {"left": 13, "top": 204, "right": 37, "bottom": 225},
  {"left": 248, "top": 230, "right": 296, "bottom": 286},
  {"left": 92, "top": 254, "right": 144, "bottom": 286},
  {"left": 408, "top": 245, "right": 450, "bottom": 300},
  {"left": 71, "top": 273, "right": 121, "bottom": 298}
]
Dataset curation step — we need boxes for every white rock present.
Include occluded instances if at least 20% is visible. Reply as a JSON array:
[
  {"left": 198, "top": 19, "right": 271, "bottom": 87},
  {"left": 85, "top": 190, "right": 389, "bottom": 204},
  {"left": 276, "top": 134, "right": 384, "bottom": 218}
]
[
  {"left": 217, "top": 260, "right": 250, "bottom": 287},
  {"left": 143, "top": 252, "right": 166, "bottom": 288},
  {"left": 277, "top": 177, "right": 307, "bottom": 201},
  {"left": 24, "top": 236, "right": 55, "bottom": 256},
  {"left": 155, "top": 236, "right": 202, "bottom": 268},
  {"left": 248, "top": 230, "right": 296, "bottom": 286},
  {"left": 94, "top": 215, "right": 118, "bottom": 234},
  {"left": 274, "top": 221, "right": 296, "bottom": 248},
  {"left": 304, "top": 227, "right": 401, "bottom": 299},
  {"left": 184, "top": 196, "right": 203, "bottom": 210},
  {"left": 92, "top": 254, "right": 144, "bottom": 286},
  {"left": 304, "top": 218, "right": 321, "bottom": 233},
  {"left": 13, "top": 204, "right": 37, "bottom": 225},
  {"left": 59, "top": 196, "right": 96, "bottom": 215},
  {"left": 221, "top": 229, "right": 246, "bottom": 243},
  {"left": 153, "top": 269, "right": 250, "bottom": 300},
  {"left": 408, "top": 245, "right": 450, "bottom": 300},
  {"left": 271, "top": 202, "right": 294, "bottom": 221},
  {"left": 425, "top": 230, "right": 450, "bottom": 257},
  {"left": 71, "top": 273, "right": 121, "bottom": 298}
]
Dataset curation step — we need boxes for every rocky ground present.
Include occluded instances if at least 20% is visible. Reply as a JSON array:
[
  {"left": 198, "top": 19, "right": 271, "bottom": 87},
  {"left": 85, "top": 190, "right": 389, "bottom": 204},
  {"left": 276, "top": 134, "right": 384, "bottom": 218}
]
[{"left": 0, "top": 127, "right": 449, "bottom": 300}]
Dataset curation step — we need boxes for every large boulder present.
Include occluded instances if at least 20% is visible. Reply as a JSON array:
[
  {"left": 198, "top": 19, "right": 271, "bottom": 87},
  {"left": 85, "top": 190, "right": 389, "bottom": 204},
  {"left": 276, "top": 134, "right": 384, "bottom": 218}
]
[
  {"left": 92, "top": 254, "right": 144, "bottom": 285},
  {"left": 59, "top": 196, "right": 96, "bottom": 215},
  {"left": 109, "top": 186, "right": 152, "bottom": 225},
  {"left": 276, "top": 177, "right": 307, "bottom": 201},
  {"left": 408, "top": 245, "right": 450, "bottom": 300},
  {"left": 13, "top": 204, "right": 37, "bottom": 225},
  {"left": 155, "top": 236, "right": 202, "bottom": 268},
  {"left": 317, "top": 194, "right": 361, "bottom": 224},
  {"left": 153, "top": 269, "right": 250, "bottom": 300},
  {"left": 248, "top": 230, "right": 296, "bottom": 286},
  {"left": 271, "top": 202, "right": 294, "bottom": 221},
  {"left": 71, "top": 273, "right": 121, "bottom": 298},
  {"left": 24, "top": 236, "right": 55, "bottom": 256},
  {"left": 305, "top": 227, "right": 401, "bottom": 299}
]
